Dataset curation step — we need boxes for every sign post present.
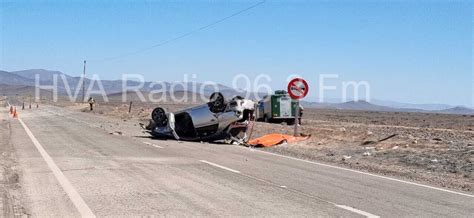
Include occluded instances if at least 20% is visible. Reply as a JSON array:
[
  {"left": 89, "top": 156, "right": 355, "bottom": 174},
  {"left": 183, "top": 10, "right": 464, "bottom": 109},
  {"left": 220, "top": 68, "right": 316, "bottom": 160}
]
[
  {"left": 287, "top": 78, "right": 309, "bottom": 136},
  {"left": 293, "top": 101, "right": 300, "bottom": 136}
]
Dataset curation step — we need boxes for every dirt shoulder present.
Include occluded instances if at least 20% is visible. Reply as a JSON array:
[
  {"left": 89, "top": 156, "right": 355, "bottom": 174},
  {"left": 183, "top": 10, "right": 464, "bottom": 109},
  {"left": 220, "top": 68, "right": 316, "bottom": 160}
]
[
  {"left": 0, "top": 103, "right": 29, "bottom": 216},
  {"left": 254, "top": 120, "right": 473, "bottom": 193}
]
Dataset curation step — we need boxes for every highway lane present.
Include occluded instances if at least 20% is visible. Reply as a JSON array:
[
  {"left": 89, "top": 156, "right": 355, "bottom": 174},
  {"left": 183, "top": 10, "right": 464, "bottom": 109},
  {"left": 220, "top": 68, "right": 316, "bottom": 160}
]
[
  {"left": 6, "top": 106, "right": 352, "bottom": 216},
  {"left": 4, "top": 105, "right": 474, "bottom": 217}
]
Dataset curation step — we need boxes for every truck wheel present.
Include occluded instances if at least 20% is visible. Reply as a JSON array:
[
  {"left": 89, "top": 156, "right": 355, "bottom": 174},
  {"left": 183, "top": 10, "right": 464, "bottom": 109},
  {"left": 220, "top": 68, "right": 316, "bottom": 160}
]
[
  {"left": 264, "top": 115, "right": 270, "bottom": 123},
  {"left": 286, "top": 119, "right": 295, "bottom": 125}
]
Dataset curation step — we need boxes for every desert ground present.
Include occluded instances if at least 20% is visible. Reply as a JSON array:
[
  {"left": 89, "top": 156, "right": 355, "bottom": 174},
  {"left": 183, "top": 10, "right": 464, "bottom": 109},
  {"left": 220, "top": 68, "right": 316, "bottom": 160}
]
[{"left": 37, "top": 96, "right": 473, "bottom": 193}]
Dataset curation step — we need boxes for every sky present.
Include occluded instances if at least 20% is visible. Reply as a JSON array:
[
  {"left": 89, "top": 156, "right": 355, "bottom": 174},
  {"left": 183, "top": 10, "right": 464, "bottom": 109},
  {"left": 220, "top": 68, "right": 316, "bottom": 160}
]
[{"left": 1, "top": 0, "right": 472, "bottom": 107}]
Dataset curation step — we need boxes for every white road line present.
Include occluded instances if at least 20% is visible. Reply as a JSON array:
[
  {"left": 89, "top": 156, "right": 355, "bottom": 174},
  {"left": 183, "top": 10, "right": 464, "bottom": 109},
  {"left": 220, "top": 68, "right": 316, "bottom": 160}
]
[
  {"left": 336, "top": 205, "right": 379, "bottom": 218},
  {"left": 200, "top": 159, "right": 378, "bottom": 217},
  {"left": 18, "top": 118, "right": 96, "bottom": 217},
  {"left": 251, "top": 149, "right": 474, "bottom": 198},
  {"left": 239, "top": 170, "right": 380, "bottom": 217},
  {"left": 142, "top": 141, "right": 164, "bottom": 149},
  {"left": 152, "top": 144, "right": 164, "bottom": 149},
  {"left": 199, "top": 160, "right": 241, "bottom": 174}
]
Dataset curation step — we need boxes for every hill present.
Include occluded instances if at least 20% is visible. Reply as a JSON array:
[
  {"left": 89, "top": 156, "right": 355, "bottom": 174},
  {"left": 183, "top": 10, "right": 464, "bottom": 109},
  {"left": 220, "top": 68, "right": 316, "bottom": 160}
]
[
  {"left": 2, "top": 68, "right": 472, "bottom": 115},
  {"left": 331, "top": 100, "right": 396, "bottom": 111},
  {"left": 10, "top": 69, "right": 71, "bottom": 81},
  {"left": 1, "top": 69, "right": 258, "bottom": 98},
  {"left": 0, "top": 84, "right": 53, "bottom": 99},
  {"left": 436, "top": 106, "right": 474, "bottom": 115},
  {"left": 0, "top": 71, "right": 35, "bottom": 86},
  {"left": 370, "top": 99, "right": 454, "bottom": 111},
  {"left": 106, "top": 90, "right": 209, "bottom": 104}
]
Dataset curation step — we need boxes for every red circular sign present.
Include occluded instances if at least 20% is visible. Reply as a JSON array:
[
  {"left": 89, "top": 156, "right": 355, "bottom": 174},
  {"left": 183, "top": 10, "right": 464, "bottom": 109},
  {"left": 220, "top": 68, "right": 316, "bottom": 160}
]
[{"left": 287, "top": 78, "right": 309, "bottom": 100}]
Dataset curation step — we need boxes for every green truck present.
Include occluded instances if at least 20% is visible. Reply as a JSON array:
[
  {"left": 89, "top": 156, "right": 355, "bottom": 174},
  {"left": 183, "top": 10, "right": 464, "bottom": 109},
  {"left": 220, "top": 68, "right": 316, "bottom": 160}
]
[{"left": 256, "top": 90, "right": 301, "bottom": 125}]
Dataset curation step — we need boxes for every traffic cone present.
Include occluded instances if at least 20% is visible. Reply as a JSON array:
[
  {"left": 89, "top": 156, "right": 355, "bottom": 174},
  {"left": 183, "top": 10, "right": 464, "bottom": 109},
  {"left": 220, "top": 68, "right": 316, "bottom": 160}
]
[{"left": 13, "top": 107, "right": 18, "bottom": 118}]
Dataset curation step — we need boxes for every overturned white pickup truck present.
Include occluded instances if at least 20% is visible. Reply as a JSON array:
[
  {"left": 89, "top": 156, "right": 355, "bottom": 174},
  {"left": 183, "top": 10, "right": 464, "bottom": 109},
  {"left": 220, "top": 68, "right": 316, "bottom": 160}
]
[{"left": 143, "top": 93, "right": 255, "bottom": 144}]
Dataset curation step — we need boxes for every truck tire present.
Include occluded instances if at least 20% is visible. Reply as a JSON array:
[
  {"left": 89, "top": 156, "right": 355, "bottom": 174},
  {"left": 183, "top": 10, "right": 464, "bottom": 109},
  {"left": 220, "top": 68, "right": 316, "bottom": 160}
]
[
  {"left": 264, "top": 115, "right": 270, "bottom": 123},
  {"left": 286, "top": 119, "right": 295, "bottom": 125}
]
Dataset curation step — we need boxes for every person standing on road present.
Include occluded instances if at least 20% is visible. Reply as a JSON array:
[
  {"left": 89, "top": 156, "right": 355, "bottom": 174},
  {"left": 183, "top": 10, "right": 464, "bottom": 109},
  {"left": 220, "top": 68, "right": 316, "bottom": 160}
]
[{"left": 88, "top": 97, "right": 95, "bottom": 111}]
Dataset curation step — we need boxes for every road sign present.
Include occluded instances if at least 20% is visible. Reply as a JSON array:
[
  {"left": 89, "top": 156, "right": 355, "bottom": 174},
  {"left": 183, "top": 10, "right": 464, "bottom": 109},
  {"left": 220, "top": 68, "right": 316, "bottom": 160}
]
[
  {"left": 287, "top": 78, "right": 309, "bottom": 136},
  {"left": 287, "top": 78, "right": 309, "bottom": 100}
]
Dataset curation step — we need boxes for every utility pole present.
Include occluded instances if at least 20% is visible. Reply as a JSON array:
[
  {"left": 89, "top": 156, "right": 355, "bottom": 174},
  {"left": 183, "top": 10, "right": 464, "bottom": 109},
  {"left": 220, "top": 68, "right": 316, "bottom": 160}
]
[{"left": 82, "top": 60, "right": 86, "bottom": 102}]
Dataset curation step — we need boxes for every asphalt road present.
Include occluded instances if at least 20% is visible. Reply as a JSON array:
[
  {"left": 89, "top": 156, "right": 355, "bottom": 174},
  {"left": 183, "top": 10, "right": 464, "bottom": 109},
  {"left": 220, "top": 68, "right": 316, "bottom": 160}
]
[{"left": 2, "top": 104, "right": 473, "bottom": 217}]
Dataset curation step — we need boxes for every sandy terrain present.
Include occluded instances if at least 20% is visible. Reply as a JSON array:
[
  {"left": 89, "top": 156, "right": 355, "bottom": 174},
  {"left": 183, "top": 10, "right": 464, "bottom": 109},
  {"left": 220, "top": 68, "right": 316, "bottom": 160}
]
[{"left": 36, "top": 99, "right": 474, "bottom": 193}]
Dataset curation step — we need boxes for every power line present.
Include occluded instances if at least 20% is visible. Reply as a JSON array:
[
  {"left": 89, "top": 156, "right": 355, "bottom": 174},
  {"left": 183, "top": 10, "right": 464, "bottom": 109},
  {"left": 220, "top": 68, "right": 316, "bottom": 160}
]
[{"left": 90, "top": 0, "right": 266, "bottom": 63}]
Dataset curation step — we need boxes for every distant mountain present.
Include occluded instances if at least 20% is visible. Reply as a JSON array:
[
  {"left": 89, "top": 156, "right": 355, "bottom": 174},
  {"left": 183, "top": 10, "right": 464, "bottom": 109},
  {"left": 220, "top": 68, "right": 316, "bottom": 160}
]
[
  {"left": 4, "top": 69, "right": 265, "bottom": 99},
  {"left": 300, "top": 100, "right": 474, "bottom": 115},
  {"left": 370, "top": 99, "right": 454, "bottom": 111},
  {"left": 304, "top": 98, "right": 460, "bottom": 111},
  {"left": 1, "top": 69, "right": 472, "bottom": 115},
  {"left": 10, "top": 69, "right": 72, "bottom": 82},
  {"left": 436, "top": 106, "right": 474, "bottom": 115},
  {"left": 300, "top": 101, "right": 330, "bottom": 109},
  {"left": 0, "top": 84, "right": 51, "bottom": 96},
  {"left": 0, "top": 71, "right": 35, "bottom": 86},
  {"left": 107, "top": 90, "right": 208, "bottom": 104},
  {"left": 331, "top": 100, "right": 396, "bottom": 111}
]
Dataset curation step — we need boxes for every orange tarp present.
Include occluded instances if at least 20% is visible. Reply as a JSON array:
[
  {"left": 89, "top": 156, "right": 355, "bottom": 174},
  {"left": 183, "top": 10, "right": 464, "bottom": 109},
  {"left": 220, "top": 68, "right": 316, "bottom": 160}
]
[{"left": 247, "top": 134, "right": 310, "bottom": 147}]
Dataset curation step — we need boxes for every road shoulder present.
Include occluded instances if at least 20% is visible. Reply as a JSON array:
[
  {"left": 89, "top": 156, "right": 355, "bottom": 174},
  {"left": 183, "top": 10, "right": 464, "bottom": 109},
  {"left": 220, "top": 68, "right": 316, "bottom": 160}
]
[{"left": 0, "top": 108, "right": 29, "bottom": 216}]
